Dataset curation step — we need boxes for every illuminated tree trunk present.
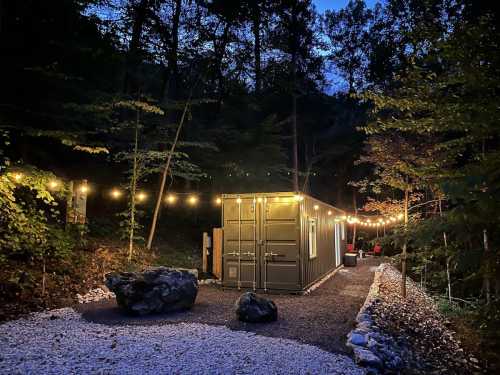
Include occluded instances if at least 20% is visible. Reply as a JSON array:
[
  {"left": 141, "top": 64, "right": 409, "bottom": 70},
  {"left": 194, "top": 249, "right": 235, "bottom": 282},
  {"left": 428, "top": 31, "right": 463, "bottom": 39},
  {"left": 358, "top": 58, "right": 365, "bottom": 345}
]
[
  {"left": 401, "top": 186, "right": 409, "bottom": 298},
  {"left": 146, "top": 95, "right": 192, "bottom": 250}
]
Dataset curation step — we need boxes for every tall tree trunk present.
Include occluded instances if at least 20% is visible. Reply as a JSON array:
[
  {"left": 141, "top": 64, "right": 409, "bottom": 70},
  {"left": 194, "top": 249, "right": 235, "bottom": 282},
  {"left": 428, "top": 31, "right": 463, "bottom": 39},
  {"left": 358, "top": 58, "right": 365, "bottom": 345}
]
[
  {"left": 252, "top": 1, "right": 262, "bottom": 95},
  {"left": 291, "top": 5, "right": 299, "bottom": 192},
  {"left": 162, "top": 0, "right": 181, "bottom": 101},
  {"left": 401, "top": 186, "right": 409, "bottom": 298},
  {"left": 128, "top": 110, "right": 140, "bottom": 261},
  {"left": 124, "top": 0, "right": 150, "bottom": 95}
]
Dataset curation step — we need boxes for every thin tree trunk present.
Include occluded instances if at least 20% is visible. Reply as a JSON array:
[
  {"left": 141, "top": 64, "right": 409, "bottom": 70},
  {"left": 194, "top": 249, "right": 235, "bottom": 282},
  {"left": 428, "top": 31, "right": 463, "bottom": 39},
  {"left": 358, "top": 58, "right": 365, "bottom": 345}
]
[
  {"left": 252, "top": 1, "right": 262, "bottom": 95},
  {"left": 438, "top": 198, "right": 452, "bottom": 303},
  {"left": 41, "top": 255, "right": 46, "bottom": 296},
  {"left": 401, "top": 186, "right": 409, "bottom": 298},
  {"left": 483, "top": 229, "right": 491, "bottom": 305},
  {"left": 128, "top": 110, "right": 140, "bottom": 261},
  {"left": 352, "top": 190, "right": 357, "bottom": 247},
  {"left": 146, "top": 93, "right": 193, "bottom": 250}
]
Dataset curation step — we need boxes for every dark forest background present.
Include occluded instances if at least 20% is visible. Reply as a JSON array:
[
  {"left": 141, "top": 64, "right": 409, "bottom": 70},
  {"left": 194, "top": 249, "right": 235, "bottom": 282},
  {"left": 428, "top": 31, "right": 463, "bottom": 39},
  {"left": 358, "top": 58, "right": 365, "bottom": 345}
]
[{"left": 0, "top": 0, "right": 499, "bottom": 370}]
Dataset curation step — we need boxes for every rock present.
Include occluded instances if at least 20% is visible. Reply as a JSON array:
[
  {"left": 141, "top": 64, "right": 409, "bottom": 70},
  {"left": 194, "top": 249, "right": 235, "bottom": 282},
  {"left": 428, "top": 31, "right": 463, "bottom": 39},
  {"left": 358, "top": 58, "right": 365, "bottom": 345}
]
[
  {"left": 349, "top": 332, "right": 368, "bottom": 347},
  {"left": 235, "top": 292, "right": 277, "bottom": 323},
  {"left": 353, "top": 347, "right": 382, "bottom": 369},
  {"left": 105, "top": 267, "right": 198, "bottom": 316}
]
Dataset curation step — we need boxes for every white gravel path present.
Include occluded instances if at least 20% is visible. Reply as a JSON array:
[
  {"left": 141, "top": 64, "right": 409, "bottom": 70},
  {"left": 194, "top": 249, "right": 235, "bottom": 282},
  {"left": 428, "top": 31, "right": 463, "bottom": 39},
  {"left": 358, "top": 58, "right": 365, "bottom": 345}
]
[{"left": 0, "top": 308, "right": 365, "bottom": 375}]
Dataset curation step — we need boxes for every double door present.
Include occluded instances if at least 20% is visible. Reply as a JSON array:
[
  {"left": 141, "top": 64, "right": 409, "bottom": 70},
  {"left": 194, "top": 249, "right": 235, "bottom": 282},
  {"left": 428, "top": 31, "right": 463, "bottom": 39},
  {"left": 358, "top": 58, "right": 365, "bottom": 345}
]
[{"left": 222, "top": 195, "right": 300, "bottom": 291}]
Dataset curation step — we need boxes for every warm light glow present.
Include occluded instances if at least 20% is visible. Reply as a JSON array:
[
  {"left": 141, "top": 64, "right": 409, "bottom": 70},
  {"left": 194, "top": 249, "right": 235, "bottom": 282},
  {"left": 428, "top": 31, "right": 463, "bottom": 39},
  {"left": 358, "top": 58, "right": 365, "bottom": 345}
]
[
  {"left": 188, "top": 196, "right": 199, "bottom": 205},
  {"left": 398, "top": 213, "right": 404, "bottom": 220},
  {"left": 215, "top": 197, "right": 222, "bottom": 205},
  {"left": 313, "top": 204, "right": 319, "bottom": 211},
  {"left": 49, "top": 180, "right": 59, "bottom": 189},
  {"left": 257, "top": 197, "right": 263, "bottom": 203},
  {"left": 80, "top": 185, "right": 88, "bottom": 194},
  {"left": 13, "top": 173, "right": 23, "bottom": 182},
  {"left": 367, "top": 219, "right": 371, "bottom": 223},
  {"left": 236, "top": 197, "right": 242, "bottom": 204},
  {"left": 327, "top": 210, "right": 332, "bottom": 215},
  {"left": 294, "top": 194, "right": 304, "bottom": 202},
  {"left": 166, "top": 194, "right": 177, "bottom": 204},
  {"left": 274, "top": 197, "right": 280, "bottom": 202},
  {"left": 391, "top": 217, "right": 397, "bottom": 222},
  {"left": 136, "top": 192, "right": 147, "bottom": 202},
  {"left": 111, "top": 189, "right": 122, "bottom": 199}
]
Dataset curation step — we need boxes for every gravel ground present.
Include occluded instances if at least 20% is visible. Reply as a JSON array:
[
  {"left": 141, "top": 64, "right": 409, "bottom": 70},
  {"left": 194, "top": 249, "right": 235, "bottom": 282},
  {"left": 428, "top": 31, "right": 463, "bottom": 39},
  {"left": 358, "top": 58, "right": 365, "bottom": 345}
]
[
  {"left": 0, "top": 308, "right": 365, "bottom": 375},
  {"left": 78, "top": 257, "right": 382, "bottom": 354}
]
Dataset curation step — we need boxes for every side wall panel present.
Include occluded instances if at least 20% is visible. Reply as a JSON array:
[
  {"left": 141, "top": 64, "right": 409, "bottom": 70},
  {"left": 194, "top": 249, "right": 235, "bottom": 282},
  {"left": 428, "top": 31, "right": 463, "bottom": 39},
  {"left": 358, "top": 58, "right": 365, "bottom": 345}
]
[{"left": 300, "top": 196, "right": 346, "bottom": 289}]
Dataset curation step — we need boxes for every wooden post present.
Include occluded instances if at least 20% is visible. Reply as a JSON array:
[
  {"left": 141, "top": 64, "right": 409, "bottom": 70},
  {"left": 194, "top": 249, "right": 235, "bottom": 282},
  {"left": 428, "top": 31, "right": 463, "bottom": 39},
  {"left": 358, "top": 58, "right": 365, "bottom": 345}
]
[
  {"left": 213, "top": 228, "right": 223, "bottom": 279},
  {"left": 202, "top": 232, "right": 210, "bottom": 273}
]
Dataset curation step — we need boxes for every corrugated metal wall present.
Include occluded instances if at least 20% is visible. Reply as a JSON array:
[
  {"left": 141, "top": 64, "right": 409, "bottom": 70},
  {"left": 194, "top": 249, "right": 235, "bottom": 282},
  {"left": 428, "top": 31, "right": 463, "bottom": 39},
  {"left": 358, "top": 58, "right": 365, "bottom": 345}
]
[{"left": 300, "top": 195, "right": 346, "bottom": 289}]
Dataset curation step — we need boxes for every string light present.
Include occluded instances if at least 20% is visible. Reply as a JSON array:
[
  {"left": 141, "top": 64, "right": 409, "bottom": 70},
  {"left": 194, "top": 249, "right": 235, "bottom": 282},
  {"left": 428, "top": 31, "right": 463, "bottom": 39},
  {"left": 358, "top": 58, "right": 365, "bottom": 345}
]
[
  {"left": 313, "top": 204, "right": 319, "bottom": 211},
  {"left": 188, "top": 195, "right": 199, "bottom": 205},
  {"left": 166, "top": 194, "right": 177, "bottom": 204},
  {"left": 111, "top": 189, "right": 122, "bottom": 199},
  {"left": 294, "top": 194, "right": 304, "bottom": 201},
  {"left": 328, "top": 210, "right": 332, "bottom": 215},
  {"left": 13, "top": 173, "right": 23, "bottom": 182},
  {"left": 79, "top": 184, "right": 88, "bottom": 194},
  {"left": 215, "top": 197, "right": 222, "bottom": 205},
  {"left": 136, "top": 192, "right": 147, "bottom": 202},
  {"left": 257, "top": 197, "right": 263, "bottom": 203},
  {"left": 49, "top": 180, "right": 59, "bottom": 189}
]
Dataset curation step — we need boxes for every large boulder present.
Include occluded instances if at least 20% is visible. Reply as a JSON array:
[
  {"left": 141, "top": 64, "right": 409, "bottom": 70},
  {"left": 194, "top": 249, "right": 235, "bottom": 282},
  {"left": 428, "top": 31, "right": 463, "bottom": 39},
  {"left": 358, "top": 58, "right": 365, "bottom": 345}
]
[
  {"left": 105, "top": 267, "right": 198, "bottom": 316},
  {"left": 235, "top": 292, "right": 277, "bottom": 323}
]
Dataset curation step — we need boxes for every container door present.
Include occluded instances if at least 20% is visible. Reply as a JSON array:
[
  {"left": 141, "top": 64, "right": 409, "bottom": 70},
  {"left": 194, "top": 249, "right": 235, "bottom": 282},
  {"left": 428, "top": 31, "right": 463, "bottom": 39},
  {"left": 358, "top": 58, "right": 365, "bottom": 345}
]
[
  {"left": 334, "top": 223, "right": 341, "bottom": 267},
  {"left": 223, "top": 196, "right": 259, "bottom": 289},
  {"left": 261, "top": 195, "right": 300, "bottom": 291}
]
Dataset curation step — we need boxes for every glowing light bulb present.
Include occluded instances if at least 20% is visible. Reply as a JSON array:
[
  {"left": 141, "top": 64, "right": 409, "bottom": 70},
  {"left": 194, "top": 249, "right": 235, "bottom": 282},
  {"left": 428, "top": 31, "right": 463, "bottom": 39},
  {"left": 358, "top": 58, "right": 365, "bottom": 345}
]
[
  {"left": 398, "top": 213, "right": 404, "bottom": 220},
  {"left": 215, "top": 197, "right": 222, "bottom": 205},
  {"left": 49, "top": 180, "right": 59, "bottom": 189},
  {"left": 294, "top": 194, "right": 303, "bottom": 202},
  {"left": 236, "top": 197, "right": 242, "bottom": 204},
  {"left": 166, "top": 194, "right": 177, "bottom": 204},
  {"left": 136, "top": 192, "right": 147, "bottom": 202},
  {"left": 111, "top": 189, "right": 122, "bottom": 199},
  {"left": 80, "top": 185, "right": 88, "bottom": 194},
  {"left": 13, "top": 173, "right": 23, "bottom": 182},
  {"left": 313, "top": 204, "right": 319, "bottom": 211},
  {"left": 188, "top": 196, "right": 198, "bottom": 205},
  {"left": 257, "top": 197, "right": 263, "bottom": 203},
  {"left": 327, "top": 210, "right": 332, "bottom": 215}
]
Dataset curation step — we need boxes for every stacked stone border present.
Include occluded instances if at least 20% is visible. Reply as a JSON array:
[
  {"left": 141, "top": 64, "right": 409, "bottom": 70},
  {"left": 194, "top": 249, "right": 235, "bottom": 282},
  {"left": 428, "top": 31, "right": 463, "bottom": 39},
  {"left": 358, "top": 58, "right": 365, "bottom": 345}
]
[{"left": 346, "top": 263, "right": 405, "bottom": 374}]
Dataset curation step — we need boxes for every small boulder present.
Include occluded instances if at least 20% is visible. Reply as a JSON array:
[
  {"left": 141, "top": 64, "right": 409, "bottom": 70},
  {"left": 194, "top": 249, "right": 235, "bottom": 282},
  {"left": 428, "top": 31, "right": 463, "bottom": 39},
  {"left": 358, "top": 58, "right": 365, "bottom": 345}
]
[
  {"left": 235, "top": 292, "right": 277, "bottom": 323},
  {"left": 105, "top": 267, "right": 198, "bottom": 316},
  {"left": 353, "top": 346, "right": 383, "bottom": 369}
]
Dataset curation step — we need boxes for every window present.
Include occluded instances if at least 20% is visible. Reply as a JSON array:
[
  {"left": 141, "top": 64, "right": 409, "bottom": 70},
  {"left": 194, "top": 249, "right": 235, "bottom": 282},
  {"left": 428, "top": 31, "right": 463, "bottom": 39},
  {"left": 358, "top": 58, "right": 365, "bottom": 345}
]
[
  {"left": 341, "top": 222, "right": 345, "bottom": 240},
  {"left": 308, "top": 218, "right": 317, "bottom": 259}
]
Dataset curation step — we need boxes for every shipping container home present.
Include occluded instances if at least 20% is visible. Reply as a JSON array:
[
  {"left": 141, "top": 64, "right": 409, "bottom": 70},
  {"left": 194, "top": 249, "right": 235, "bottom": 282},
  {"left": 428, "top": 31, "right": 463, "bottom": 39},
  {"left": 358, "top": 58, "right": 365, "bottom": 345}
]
[{"left": 221, "top": 192, "right": 347, "bottom": 293}]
